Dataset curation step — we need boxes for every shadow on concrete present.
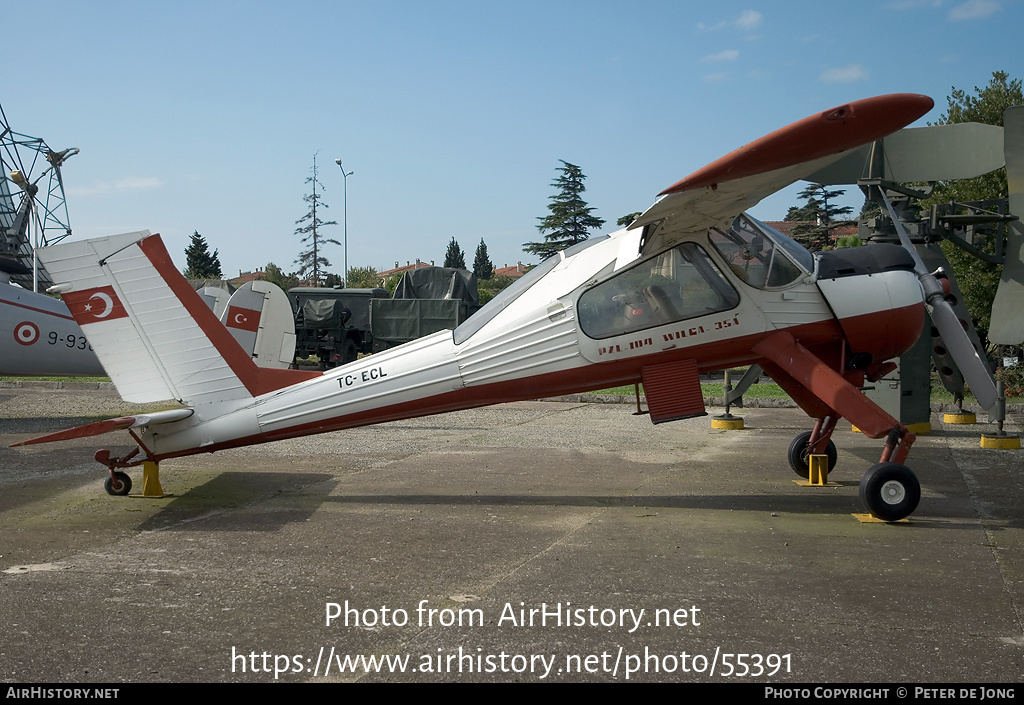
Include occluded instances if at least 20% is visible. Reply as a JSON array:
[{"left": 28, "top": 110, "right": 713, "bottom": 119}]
[{"left": 136, "top": 471, "right": 336, "bottom": 532}]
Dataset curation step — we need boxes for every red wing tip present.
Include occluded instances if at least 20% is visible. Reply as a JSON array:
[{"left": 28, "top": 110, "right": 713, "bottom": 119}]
[
  {"left": 658, "top": 93, "right": 934, "bottom": 197},
  {"left": 821, "top": 93, "right": 933, "bottom": 122}
]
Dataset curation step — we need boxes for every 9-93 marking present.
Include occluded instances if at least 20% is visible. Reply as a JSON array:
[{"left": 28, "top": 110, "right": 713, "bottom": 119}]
[{"left": 47, "top": 331, "right": 93, "bottom": 351}]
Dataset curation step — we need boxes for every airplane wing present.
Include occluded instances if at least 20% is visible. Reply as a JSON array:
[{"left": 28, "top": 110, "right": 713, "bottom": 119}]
[
  {"left": 630, "top": 94, "right": 934, "bottom": 256},
  {"left": 11, "top": 407, "right": 194, "bottom": 447}
]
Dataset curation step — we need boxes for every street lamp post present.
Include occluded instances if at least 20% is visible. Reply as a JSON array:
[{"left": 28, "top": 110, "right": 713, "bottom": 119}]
[{"left": 334, "top": 158, "right": 353, "bottom": 287}]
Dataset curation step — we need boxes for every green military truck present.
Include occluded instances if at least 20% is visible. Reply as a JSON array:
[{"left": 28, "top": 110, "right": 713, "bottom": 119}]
[
  {"left": 368, "top": 267, "right": 480, "bottom": 352},
  {"left": 288, "top": 267, "right": 480, "bottom": 369},
  {"left": 288, "top": 287, "right": 389, "bottom": 369}
]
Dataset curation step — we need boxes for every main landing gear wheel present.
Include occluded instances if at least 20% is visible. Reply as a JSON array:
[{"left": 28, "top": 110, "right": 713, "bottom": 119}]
[
  {"left": 788, "top": 431, "right": 837, "bottom": 477},
  {"left": 859, "top": 462, "right": 920, "bottom": 521},
  {"left": 104, "top": 471, "right": 132, "bottom": 496}
]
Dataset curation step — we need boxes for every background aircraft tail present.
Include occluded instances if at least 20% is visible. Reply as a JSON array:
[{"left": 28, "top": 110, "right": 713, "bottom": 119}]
[{"left": 38, "top": 231, "right": 317, "bottom": 405}]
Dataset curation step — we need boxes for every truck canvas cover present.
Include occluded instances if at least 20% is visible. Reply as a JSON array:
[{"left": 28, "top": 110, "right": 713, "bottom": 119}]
[
  {"left": 392, "top": 267, "right": 479, "bottom": 306},
  {"left": 301, "top": 299, "right": 344, "bottom": 328}
]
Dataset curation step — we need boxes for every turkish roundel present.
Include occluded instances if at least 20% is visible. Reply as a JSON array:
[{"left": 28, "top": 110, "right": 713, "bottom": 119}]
[{"left": 62, "top": 286, "right": 129, "bottom": 324}]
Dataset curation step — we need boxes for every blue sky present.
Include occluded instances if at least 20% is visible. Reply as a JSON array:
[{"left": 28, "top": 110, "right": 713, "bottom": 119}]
[{"left": 4, "top": 0, "right": 1021, "bottom": 279}]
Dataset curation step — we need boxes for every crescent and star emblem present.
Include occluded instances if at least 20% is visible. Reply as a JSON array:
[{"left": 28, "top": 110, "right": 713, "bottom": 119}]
[
  {"left": 64, "top": 286, "right": 127, "bottom": 323},
  {"left": 88, "top": 292, "right": 115, "bottom": 318}
]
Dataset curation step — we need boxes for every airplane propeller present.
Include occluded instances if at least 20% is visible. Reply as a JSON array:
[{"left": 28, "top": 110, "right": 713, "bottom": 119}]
[{"left": 875, "top": 185, "right": 999, "bottom": 411}]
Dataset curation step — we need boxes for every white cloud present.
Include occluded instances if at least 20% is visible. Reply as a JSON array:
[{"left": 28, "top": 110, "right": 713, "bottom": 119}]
[
  {"left": 735, "top": 10, "right": 763, "bottom": 30},
  {"left": 820, "top": 64, "right": 869, "bottom": 83},
  {"left": 702, "top": 49, "right": 739, "bottom": 63},
  {"left": 698, "top": 10, "right": 763, "bottom": 32},
  {"left": 703, "top": 72, "right": 729, "bottom": 83},
  {"left": 948, "top": 0, "right": 1001, "bottom": 20},
  {"left": 68, "top": 176, "right": 163, "bottom": 197}
]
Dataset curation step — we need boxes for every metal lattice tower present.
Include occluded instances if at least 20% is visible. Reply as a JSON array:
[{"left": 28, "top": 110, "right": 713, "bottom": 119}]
[{"left": 1, "top": 102, "right": 78, "bottom": 290}]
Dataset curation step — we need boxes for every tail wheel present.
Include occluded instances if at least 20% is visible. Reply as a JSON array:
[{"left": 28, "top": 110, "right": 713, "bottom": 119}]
[
  {"left": 104, "top": 471, "right": 132, "bottom": 496},
  {"left": 787, "top": 431, "right": 837, "bottom": 477},
  {"left": 859, "top": 462, "right": 920, "bottom": 521}
]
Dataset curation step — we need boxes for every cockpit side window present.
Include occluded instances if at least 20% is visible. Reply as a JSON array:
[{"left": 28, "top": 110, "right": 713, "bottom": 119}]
[
  {"left": 578, "top": 242, "right": 739, "bottom": 340},
  {"left": 709, "top": 214, "right": 811, "bottom": 290}
]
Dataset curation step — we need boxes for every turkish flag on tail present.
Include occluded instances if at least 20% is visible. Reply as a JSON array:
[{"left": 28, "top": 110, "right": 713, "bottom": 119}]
[
  {"left": 226, "top": 305, "right": 261, "bottom": 332},
  {"left": 62, "top": 286, "right": 129, "bottom": 324}
]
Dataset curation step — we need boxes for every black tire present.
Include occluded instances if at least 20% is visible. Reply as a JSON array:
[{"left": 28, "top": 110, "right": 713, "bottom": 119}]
[
  {"left": 104, "top": 471, "right": 132, "bottom": 496},
  {"left": 341, "top": 339, "right": 358, "bottom": 365},
  {"left": 788, "top": 431, "right": 837, "bottom": 477},
  {"left": 859, "top": 462, "right": 920, "bottom": 521}
]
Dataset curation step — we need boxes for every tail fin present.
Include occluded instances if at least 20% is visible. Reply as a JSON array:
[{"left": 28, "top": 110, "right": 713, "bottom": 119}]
[{"left": 38, "top": 231, "right": 318, "bottom": 405}]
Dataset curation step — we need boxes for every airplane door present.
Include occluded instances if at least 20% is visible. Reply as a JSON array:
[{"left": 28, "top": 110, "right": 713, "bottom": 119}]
[{"left": 576, "top": 240, "right": 764, "bottom": 363}]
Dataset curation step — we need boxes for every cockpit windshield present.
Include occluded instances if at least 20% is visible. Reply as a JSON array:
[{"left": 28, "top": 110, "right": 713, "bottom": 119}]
[
  {"left": 578, "top": 242, "right": 739, "bottom": 340},
  {"left": 709, "top": 214, "right": 814, "bottom": 290}
]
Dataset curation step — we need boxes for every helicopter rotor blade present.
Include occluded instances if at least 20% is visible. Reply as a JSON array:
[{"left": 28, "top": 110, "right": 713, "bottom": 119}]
[{"left": 878, "top": 187, "right": 998, "bottom": 410}]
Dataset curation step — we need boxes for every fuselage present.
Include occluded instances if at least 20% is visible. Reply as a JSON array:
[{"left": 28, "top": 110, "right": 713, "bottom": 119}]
[
  {"left": 1, "top": 278, "right": 105, "bottom": 377},
  {"left": 142, "top": 216, "right": 925, "bottom": 460}
]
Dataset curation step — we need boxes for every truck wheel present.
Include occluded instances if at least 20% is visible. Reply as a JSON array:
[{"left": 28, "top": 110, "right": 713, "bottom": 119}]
[{"left": 342, "top": 340, "right": 357, "bottom": 365}]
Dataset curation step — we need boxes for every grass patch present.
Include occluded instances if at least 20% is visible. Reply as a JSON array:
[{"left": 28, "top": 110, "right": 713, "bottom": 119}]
[
  {"left": 588, "top": 383, "right": 791, "bottom": 399},
  {"left": 588, "top": 378, "right": 1022, "bottom": 403}
]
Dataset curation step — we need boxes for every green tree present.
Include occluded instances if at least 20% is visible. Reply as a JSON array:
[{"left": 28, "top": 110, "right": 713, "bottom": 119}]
[
  {"left": 477, "top": 274, "right": 517, "bottom": 305},
  {"left": 346, "top": 265, "right": 381, "bottom": 289},
  {"left": 381, "top": 273, "right": 402, "bottom": 295},
  {"left": 617, "top": 212, "right": 642, "bottom": 227},
  {"left": 263, "top": 262, "right": 300, "bottom": 292},
  {"left": 834, "top": 234, "right": 864, "bottom": 248},
  {"left": 444, "top": 237, "right": 466, "bottom": 269},
  {"left": 473, "top": 238, "right": 494, "bottom": 280},
  {"left": 524, "top": 161, "right": 605, "bottom": 259},
  {"left": 927, "top": 71, "right": 1023, "bottom": 343},
  {"left": 784, "top": 197, "right": 821, "bottom": 222},
  {"left": 294, "top": 154, "right": 340, "bottom": 286},
  {"left": 183, "top": 230, "right": 222, "bottom": 279},
  {"left": 787, "top": 184, "right": 854, "bottom": 252}
]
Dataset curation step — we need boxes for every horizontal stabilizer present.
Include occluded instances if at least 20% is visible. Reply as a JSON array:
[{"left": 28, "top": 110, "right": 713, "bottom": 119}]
[
  {"left": 804, "top": 122, "right": 1005, "bottom": 185},
  {"left": 990, "top": 105, "right": 1024, "bottom": 345},
  {"left": 221, "top": 280, "right": 296, "bottom": 369},
  {"left": 11, "top": 408, "right": 194, "bottom": 447}
]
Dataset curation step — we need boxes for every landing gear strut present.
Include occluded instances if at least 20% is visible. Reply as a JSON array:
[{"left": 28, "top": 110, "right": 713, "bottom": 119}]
[
  {"left": 790, "top": 418, "right": 921, "bottom": 521},
  {"left": 855, "top": 426, "right": 920, "bottom": 521}
]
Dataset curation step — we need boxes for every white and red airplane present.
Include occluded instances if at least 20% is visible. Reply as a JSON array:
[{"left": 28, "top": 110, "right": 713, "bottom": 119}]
[{"left": 11, "top": 93, "right": 992, "bottom": 522}]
